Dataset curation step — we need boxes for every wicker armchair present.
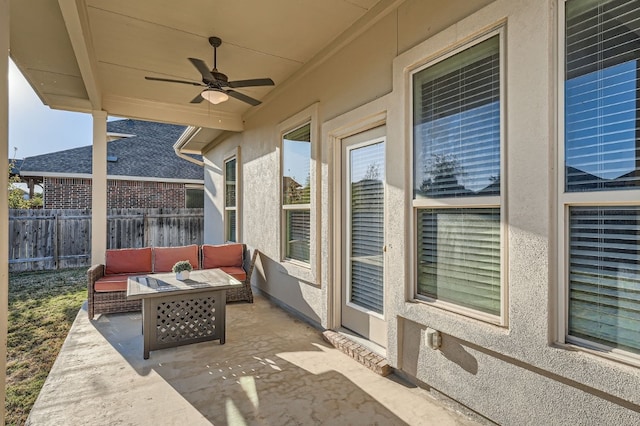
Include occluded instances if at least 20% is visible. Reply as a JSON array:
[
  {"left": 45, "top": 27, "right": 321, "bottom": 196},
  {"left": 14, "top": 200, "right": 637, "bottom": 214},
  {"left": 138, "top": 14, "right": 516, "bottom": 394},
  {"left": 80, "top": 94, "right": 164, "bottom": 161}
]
[
  {"left": 87, "top": 264, "right": 141, "bottom": 319},
  {"left": 227, "top": 246, "right": 258, "bottom": 303}
]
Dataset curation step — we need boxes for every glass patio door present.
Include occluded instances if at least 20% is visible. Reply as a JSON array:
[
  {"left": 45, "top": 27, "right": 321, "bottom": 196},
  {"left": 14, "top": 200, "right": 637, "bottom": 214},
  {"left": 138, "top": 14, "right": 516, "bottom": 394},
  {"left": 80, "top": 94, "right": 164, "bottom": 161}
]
[{"left": 341, "top": 126, "right": 386, "bottom": 348}]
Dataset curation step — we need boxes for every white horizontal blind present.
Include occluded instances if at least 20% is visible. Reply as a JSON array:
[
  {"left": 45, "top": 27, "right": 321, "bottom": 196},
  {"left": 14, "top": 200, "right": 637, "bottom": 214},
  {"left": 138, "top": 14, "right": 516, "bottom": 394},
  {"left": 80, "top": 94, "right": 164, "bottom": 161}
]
[
  {"left": 413, "top": 36, "right": 501, "bottom": 198},
  {"left": 565, "top": 0, "right": 640, "bottom": 192},
  {"left": 569, "top": 207, "right": 640, "bottom": 353},
  {"left": 226, "top": 210, "right": 236, "bottom": 243},
  {"left": 349, "top": 142, "right": 384, "bottom": 314},
  {"left": 286, "top": 210, "right": 310, "bottom": 262},
  {"left": 417, "top": 209, "right": 501, "bottom": 316}
]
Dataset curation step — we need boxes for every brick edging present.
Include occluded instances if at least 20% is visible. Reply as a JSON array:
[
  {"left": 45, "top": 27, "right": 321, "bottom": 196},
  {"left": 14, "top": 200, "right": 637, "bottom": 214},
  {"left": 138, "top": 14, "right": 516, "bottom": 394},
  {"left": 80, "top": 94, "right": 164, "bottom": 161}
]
[{"left": 322, "top": 330, "right": 392, "bottom": 376}]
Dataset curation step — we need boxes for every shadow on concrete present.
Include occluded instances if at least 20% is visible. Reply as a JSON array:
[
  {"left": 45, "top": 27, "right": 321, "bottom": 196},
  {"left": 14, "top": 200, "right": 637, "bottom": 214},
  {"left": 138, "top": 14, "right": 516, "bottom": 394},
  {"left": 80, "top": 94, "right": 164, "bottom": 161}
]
[{"left": 86, "top": 296, "right": 410, "bottom": 425}]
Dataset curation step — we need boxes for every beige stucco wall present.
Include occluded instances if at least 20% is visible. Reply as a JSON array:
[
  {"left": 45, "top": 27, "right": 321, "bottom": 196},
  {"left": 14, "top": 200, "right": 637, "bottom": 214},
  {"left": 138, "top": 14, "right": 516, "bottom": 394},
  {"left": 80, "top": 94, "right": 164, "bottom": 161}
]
[{"left": 203, "top": 0, "right": 640, "bottom": 423}]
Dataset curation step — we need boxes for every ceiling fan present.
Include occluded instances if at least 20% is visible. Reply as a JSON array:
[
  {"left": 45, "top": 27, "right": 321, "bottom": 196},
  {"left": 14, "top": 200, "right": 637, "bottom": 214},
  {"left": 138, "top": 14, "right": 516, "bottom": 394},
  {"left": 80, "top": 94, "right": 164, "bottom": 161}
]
[{"left": 145, "top": 36, "right": 274, "bottom": 106}]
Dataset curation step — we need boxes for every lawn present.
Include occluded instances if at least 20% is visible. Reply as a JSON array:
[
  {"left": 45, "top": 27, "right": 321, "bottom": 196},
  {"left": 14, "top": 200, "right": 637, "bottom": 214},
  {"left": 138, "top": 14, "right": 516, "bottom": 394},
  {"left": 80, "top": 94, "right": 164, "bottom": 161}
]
[{"left": 5, "top": 268, "right": 86, "bottom": 426}]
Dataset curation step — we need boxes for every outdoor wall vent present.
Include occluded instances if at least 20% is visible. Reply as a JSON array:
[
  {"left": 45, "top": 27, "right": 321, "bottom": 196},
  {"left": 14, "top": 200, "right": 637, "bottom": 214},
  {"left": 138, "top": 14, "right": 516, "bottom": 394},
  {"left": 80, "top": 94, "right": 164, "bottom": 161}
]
[{"left": 107, "top": 155, "right": 118, "bottom": 162}]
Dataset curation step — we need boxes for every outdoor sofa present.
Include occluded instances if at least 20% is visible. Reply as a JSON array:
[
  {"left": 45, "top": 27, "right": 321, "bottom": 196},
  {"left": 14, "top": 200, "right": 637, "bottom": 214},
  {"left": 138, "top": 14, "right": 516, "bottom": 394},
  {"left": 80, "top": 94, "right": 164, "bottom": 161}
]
[{"left": 87, "top": 243, "right": 258, "bottom": 319}]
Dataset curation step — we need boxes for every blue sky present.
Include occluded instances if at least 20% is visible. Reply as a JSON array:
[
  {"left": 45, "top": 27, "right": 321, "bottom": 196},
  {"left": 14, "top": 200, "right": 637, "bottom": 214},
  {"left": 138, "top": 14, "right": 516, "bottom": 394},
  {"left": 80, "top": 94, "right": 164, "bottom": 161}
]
[
  {"left": 282, "top": 139, "right": 310, "bottom": 185},
  {"left": 9, "top": 59, "right": 93, "bottom": 159},
  {"left": 565, "top": 60, "right": 636, "bottom": 180}
]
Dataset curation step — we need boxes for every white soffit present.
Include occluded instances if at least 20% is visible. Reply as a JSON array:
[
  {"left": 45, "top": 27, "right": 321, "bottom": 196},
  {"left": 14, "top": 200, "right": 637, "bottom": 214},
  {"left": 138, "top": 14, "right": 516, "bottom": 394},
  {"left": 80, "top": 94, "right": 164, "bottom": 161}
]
[{"left": 10, "top": 0, "right": 383, "bottom": 132}]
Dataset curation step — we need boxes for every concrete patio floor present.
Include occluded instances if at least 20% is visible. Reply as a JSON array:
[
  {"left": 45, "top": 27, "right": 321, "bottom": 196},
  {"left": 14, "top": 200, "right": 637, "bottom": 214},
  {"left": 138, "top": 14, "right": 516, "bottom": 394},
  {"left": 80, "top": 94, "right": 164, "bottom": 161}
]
[{"left": 27, "top": 294, "right": 481, "bottom": 425}]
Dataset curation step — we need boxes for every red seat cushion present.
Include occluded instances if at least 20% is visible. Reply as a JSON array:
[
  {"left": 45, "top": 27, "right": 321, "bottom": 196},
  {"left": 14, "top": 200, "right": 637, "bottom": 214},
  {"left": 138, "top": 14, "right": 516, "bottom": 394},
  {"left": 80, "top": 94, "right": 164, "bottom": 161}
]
[
  {"left": 94, "top": 274, "right": 130, "bottom": 292},
  {"left": 153, "top": 245, "right": 199, "bottom": 272},
  {"left": 219, "top": 266, "right": 247, "bottom": 282},
  {"left": 202, "top": 244, "right": 244, "bottom": 268},
  {"left": 105, "top": 247, "right": 152, "bottom": 275}
]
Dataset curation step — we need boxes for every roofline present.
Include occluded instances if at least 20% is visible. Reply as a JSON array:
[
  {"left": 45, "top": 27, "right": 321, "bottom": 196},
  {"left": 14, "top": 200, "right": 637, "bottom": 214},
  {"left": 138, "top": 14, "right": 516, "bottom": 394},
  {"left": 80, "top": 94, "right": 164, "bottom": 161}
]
[
  {"left": 174, "top": 126, "right": 205, "bottom": 166},
  {"left": 106, "top": 132, "right": 135, "bottom": 141},
  {"left": 19, "top": 171, "right": 203, "bottom": 184}
]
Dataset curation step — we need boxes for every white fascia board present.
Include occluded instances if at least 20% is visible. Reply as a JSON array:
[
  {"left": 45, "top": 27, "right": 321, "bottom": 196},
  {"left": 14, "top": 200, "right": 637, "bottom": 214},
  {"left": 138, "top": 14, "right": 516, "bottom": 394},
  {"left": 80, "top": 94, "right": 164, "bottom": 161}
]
[{"left": 58, "top": 0, "right": 102, "bottom": 109}]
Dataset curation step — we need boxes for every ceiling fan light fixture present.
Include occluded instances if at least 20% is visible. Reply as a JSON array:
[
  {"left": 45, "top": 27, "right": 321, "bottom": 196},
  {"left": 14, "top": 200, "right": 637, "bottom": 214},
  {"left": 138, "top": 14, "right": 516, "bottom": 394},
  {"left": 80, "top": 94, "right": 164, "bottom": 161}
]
[{"left": 201, "top": 89, "right": 229, "bottom": 104}]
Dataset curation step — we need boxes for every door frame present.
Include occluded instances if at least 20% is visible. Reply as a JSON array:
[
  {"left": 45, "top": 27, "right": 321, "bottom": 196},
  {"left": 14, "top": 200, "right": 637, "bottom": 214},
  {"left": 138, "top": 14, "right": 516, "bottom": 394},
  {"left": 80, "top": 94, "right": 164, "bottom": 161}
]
[{"left": 327, "top": 111, "right": 387, "bottom": 331}]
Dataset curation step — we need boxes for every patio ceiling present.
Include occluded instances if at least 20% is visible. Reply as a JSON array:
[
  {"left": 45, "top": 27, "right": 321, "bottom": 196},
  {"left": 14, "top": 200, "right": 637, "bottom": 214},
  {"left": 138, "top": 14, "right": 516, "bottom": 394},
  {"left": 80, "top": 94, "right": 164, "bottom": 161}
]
[{"left": 9, "top": 0, "right": 387, "bottom": 145}]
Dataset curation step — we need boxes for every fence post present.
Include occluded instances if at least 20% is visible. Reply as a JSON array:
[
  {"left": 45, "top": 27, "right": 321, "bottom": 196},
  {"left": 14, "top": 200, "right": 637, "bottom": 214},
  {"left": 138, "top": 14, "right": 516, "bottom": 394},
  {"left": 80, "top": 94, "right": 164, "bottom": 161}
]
[
  {"left": 143, "top": 211, "right": 148, "bottom": 247},
  {"left": 53, "top": 211, "right": 59, "bottom": 269}
]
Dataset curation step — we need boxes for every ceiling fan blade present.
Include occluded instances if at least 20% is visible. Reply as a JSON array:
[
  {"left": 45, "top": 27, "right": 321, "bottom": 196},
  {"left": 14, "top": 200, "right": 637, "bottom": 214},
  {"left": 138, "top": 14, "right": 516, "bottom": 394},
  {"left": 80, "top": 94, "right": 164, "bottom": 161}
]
[
  {"left": 227, "top": 78, "right": 275, "bottom": 88},
  {"left": 188, "top": 58, "right": 215, "bottom": 82},
  {"left": 145, "top": 76, "right": 204, "bottom": 87},
  {"left": 226, "top": 90, "right": 261, "bottom": 106},
  {"left": 190, "top": 93, "right": 205, "bottom": 104}
]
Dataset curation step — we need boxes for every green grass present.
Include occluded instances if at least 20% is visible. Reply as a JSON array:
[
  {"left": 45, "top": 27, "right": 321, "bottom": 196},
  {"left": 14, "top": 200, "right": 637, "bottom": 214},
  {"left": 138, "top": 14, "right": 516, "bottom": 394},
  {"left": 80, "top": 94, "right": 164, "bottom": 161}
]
[{"left": 5, "top": 268, "right": 86, "bottom": 426}]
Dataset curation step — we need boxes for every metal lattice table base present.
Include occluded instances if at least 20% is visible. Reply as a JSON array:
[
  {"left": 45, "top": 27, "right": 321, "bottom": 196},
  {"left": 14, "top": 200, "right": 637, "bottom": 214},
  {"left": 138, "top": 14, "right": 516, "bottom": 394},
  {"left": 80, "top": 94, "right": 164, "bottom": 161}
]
[{"left": 142, "top": 289, "right": 227, "bottom": 359}]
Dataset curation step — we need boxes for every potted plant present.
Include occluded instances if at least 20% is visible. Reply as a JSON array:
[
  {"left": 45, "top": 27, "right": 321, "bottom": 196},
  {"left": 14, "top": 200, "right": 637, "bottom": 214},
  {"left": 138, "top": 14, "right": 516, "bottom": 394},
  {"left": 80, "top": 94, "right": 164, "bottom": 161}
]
[{"left": 172, "top": 260, "right": 193, "bottom": 280}]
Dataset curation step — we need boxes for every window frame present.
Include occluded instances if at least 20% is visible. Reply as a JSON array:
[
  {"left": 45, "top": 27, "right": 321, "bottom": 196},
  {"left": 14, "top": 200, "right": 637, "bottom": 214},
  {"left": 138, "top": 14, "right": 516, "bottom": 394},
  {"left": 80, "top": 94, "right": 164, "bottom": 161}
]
[
  {"left": 223, "top": 148, "right": 240, "bottom": 243},
  {"left": 410, "top": 27, "right": 508, "bottom": 326},
  {"left": 277, "top": 103, "right": 319, "bottom": 284},
  {"left": 184, "top": 184, "right": 204, "bottom": 208},
  {"left": 557, "top": 0, "right": 640, "bottom": 366}
]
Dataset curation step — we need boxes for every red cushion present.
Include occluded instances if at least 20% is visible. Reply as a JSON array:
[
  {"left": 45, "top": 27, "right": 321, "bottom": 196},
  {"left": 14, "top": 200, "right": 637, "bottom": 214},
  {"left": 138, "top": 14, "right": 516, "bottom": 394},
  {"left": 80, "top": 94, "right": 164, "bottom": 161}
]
[
  {"left": 153, "top": 245, "right": 199, "bottom": 272},
  {"left": 94, "top": 274, "right": 130, "bottom": 292},
  {"left": 105, "top": 247, "right": 152, "bottom": 275},
  {"left": 219, "top": 266, "right": 247, "bottom": 282},
  {"left": 202, "top": 244, "right": 243, "bottom": 268}
]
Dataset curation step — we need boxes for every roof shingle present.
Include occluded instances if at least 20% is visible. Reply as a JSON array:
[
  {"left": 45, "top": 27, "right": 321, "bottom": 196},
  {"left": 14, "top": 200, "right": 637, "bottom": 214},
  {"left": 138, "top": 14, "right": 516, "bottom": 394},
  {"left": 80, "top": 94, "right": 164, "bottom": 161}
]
[{"left": 20, "top": 119, "right": 203, "bottom": 181}]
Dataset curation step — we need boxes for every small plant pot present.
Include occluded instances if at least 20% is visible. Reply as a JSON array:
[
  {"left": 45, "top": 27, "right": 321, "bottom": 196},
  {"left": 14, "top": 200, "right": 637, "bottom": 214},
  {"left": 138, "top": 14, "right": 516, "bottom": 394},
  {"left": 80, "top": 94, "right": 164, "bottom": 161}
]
[{"left": 176, "top": 271, "right": 190, "bottom": 281}]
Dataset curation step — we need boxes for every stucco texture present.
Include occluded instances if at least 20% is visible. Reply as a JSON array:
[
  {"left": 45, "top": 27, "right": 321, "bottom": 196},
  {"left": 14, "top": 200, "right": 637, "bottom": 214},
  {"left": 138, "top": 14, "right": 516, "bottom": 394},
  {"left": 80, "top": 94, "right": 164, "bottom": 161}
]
[{"left": 202, "top": 0, "right": 640, "bottom": 423}]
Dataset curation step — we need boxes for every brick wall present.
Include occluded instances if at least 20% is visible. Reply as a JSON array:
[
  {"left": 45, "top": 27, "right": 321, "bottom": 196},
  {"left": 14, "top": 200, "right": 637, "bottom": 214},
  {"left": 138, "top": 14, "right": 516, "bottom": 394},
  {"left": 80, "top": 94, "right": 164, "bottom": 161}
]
[{"left": 43, "top": 177, "right": 187, "bottom": 209}]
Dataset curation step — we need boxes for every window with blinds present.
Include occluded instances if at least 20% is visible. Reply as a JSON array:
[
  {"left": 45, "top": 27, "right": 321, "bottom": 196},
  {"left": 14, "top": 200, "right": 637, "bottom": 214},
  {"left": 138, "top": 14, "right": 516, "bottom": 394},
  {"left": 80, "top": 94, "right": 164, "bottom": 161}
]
[
  {"left": 569, "top": 207, "right": 640, "bottom": 354},
  {"left": 413, "top": 36, "right": 501, "bottom": 199},
  {"left": 417, "top": 209, "right": 500, "bottom": 316},
  {"left": 412, "top": 32, "right": 503, "bottom": 320},
  {"left": 565, "top": 0, "right": 640, "bottom": 192},
  {"left": 564, "top": 0, "right": 640, "bottom": 356},
  {"left": 282, "top": 123, "right": 311, "bottom": 263},
  {"left": 224, "top": 157, "right": 237, "bottom": 242}
]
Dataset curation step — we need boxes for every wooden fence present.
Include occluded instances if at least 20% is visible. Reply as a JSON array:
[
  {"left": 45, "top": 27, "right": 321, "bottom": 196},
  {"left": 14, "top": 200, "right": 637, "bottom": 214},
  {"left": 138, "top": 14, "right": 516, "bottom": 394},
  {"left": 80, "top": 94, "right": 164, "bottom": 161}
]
[{"left": 8, "top": 208, "right": 204, "bottom": 272}]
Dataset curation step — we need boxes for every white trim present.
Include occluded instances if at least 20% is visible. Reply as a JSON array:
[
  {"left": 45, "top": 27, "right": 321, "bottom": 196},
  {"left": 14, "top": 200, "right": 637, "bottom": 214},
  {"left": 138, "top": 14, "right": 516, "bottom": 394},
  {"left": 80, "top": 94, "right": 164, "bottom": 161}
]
[
  {"left": 412, "top": 196, "right": 500, "bottom": 208},
  {"left": 223, "top": 148, "right": 240, "bottom": 243},
  {"left": 325, "top": 105, "right": 388, "bottom": 331},
  {"left": 175, "top": 126, "right": 201, "bottom": 150},
  {"left": 282, "top": 203, "right": 311, "bottom": 210},
  {"left": 277, "top": 103, "right": 319, "bottom": 284},
  {"left": 557, "top": 0, "right": 568, "bottom": 348},
  {"left": 408, "top": 26, "right": 508, "bottom": 326},
  {"left": 106, "top": 132, "right": 135, "bottom": 141},
  {"left": 173, "top": 126, "right": 205, "bottom": 166}
]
